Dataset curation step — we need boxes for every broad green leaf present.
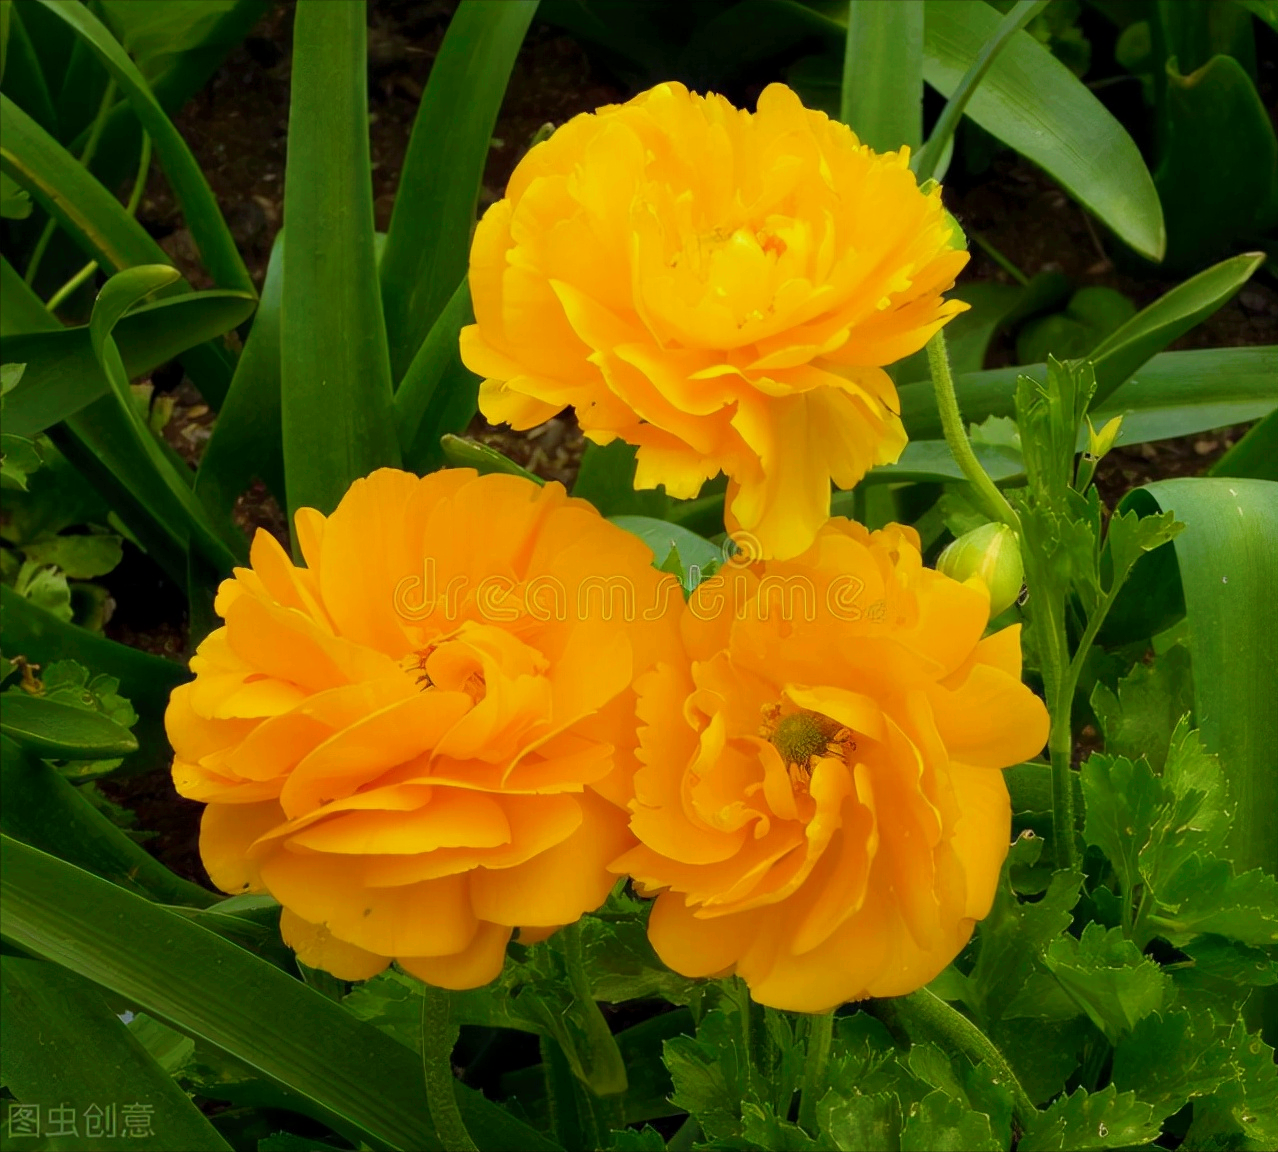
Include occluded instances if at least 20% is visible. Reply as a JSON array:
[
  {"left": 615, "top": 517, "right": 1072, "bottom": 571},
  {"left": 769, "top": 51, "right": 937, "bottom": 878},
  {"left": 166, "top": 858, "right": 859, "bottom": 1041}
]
[
  {"left": 16, "top": 531, "right": 121, "bottom": 578},
  {"left": 609, "top": 515, "right": 724, "bottom": 579},
  {"left": 1211, "top": 406, "right": 1278, "bottom": 481},
  {"left": 1, "top": 289, "right": 255, "bottom": 436},
  {"left": 0, "top": 167, "right": 31, "bottom": 217},
  {"left": 0, "top": 736, "right": 211, "bottom": 906},
  {"left": 1238, "top": 0, "right": 1278, "bottom": 31},
  {"left": 842, "top": 0, "right": 923, "bottom": 150},
  {"left": 571, "top": 440, "right": 670, "bottom": 519},
  {"left": 1043, "top": 923, "right": 1168, "bottom": 1042},
  {"left": 862, "top": 437, "right": 1024, "bottom": 486},
  {"left": 0, "top": 955, "right": 232, "bottom": 1150},
  {"left": 33, "top": 0, "right": 253, "bottom": 295},
  {"left": 281, "top": 0, "right": 399, "bottom": 522},
  {"left": 1015, "top": 286, "right": 1135, "bottom": 368},
  {"left": 1181, "top": 1019, "right": 1278, "bottom": 1146},
  {"left": 922, "top": 0, "right": 1164, "bottom": 260},
  {"left": 0, "top": 836, "right": 560, "bottom": 1152},
  {"left": 394, "top": 277, "right": 480, "bottom": 472},
  {"left": 1154, "top": 55, "right": 1278, "bottom": 271},
  {"left": 379, "top": 1, "right": 536, "bottom": 380},
  {"left": 0, "top": 582, "right": 185, "bottom": 769},
  {"left": 2, "top": 255, "right": 57, "bottom": 335},
  {"left": 1150, "top": 856, "right": 1278, "bottom": 950},
  {"left": 0, "top": 691, "right": 136, "bottom": 758},
  {"left": 1087, "top": 252, "right": 1265, "bottom": 406},
  {"left": 97, "top": 0, "right": 271, "bottom": 88},
  {"left": 438, "top": 434, "right": 541, "bottom": 482},
  {"left": 1132, "top": 479, "right": 1278, "bottom": 884},
  {"left": 1017, "top": 1084, "right": 1160, "bottom": 1151},
  {"left": 899, "top": 347, "right": 1277, "bottom": 444},
  {"left": 196, "top": 232, "right": 284, "bottom": 526}
]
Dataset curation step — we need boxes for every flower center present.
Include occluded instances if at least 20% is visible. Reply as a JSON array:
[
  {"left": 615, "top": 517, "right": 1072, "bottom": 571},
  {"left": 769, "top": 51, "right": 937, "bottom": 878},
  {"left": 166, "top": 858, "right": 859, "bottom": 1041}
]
[{"left": 761, "top": 704, "right": 856, "bottom": 790}]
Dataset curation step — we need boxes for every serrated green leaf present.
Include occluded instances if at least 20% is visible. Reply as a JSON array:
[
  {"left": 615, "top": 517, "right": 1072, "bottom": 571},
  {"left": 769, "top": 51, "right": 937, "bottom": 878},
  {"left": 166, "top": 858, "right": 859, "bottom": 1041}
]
[
  {"left": 1089, "top": 643, "right": 1192, "bottom": 772},
  {"left": 900, "top": 1089, "right": 1000, "bottom": 1151},
  {"left": 817, "top": 1091, "right": 902, "bottom": 1152},
  {"left": 1149, "top": 857, "right": 1278, "bottom": 950},
  {"left": 1044, "top": 923, "right": 1168, "bottom": 1041},
  {"left": 1018, "top": 1084, "right": 1160, "bottom": 1150},
  {"left": 1183, "top": 1020, "right": 1278, "bottom": 1147},
  {"left": 608, "top": 1126, "right": 667, "bottom": 1151},
  {"left": 1170, "top": 935, "right": 1278, "bottom": 1023},
  {"left": 1080, "top": 753, "right": 1166, "bottom": 897},
  {"left": 741, "top": 1101, "right": 821, "bottom": 1151},
  {"left": 1103, "top": 507, "right": 1183, "bottom": 593},
  {"left": 1111, "top": 1010, "right": 1235, "bottom": 1122},
  {"left": 665, "top": 1014, "right": 746, "bottom": 1141}
]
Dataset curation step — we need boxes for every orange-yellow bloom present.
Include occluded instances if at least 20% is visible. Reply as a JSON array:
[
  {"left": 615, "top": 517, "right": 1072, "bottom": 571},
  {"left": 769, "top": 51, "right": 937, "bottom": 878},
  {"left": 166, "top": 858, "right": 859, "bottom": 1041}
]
[
  {"left": 461, "top": 81, "right": 968, "bottom": 560},
  {"left": 613, "top": 519, "right": 1049, "bottom": 1012},
  {"left": 167, "top": 469, "right": 679, "bottom": 988}
]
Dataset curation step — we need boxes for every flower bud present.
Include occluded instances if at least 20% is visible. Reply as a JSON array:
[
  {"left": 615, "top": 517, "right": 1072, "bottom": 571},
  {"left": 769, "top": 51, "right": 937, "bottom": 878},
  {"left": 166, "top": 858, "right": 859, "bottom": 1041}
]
[
  {"left": 1086, "top": 414, "right": 1123, "bottom": 461},
  {"left": 937, "top": 522, "right": 1024, "bottom": 617}
]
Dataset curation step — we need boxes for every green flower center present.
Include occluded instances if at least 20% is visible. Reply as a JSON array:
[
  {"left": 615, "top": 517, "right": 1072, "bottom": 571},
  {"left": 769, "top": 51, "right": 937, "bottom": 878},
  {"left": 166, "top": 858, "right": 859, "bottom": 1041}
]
[{"left": 771, "top": 711, "right": 838, "bottom": 767}]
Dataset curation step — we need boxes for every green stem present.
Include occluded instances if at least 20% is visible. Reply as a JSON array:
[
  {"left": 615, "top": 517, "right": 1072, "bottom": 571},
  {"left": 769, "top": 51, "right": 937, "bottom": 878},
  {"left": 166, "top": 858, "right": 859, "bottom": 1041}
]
[
  {"left": 25, "top": 79, "right": 117, "bottom": 287},
  {"left": 798, "top": 1012, "right": 834, "bottom": 1133},
  {"left": 420, "top": 984, "right": 477, "bottom": 1152},
  {"left": 558, "top": 920, "right": 628, "bottom": 1097},
  {"left": 926, "top": 330, "right": 1021, "bottom": 531},
  {"left": 869, "top": 989, "right": 1036, "bottom": 1132},
  {"left": 970, "top": 230, "right": 1030, "bottom": 286},
  {"left": 46, "top": 130, "right": 152, "bottom": 313},
  {"left": 914, "top": 0, "right": 1049, "bottom": 183}
]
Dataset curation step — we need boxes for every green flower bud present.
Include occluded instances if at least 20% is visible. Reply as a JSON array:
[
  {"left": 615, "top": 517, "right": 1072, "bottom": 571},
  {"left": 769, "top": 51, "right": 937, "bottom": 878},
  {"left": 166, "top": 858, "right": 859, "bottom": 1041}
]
[{"left": 937, "top": 522, "right": 1024, "bottom": 617}]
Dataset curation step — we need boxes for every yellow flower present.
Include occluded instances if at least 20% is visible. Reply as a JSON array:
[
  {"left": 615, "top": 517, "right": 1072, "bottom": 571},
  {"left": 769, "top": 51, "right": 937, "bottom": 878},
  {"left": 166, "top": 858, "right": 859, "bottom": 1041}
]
[
  {"left": 461, "top": 81, "right": 968, "bottom": 560},
  {"left": 613, "top": 519, "right": 1049, "bottom": 1012},
  {"left": 167, "top": 469, "right": 680, "bottom": 988}
]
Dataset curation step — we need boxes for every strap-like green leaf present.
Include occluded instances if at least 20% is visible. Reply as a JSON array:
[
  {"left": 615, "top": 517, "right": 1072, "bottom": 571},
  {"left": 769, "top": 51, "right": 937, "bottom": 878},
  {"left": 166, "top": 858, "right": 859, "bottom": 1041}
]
[
  {"left": 0, "top": 735, "right": 213, "bottom": 907},
  {"left": 0, "top": 835, "right": 561, "bottom": 1152},
  {"left": 841, "top": 0, "right": 923, "bottom": 151},
  {"left": 0, "top": 693, "right": 137, "bottom": 759},
  {"left": 1, "top": 955, "right": 232, "bottom": 1150},
  {"left": 922, "top": 0, "right": 1164, "bottom": 261},
  {"left": 33, "top": 0, "right": 253, "bottom": 295},
  {"left": 900, "top": 347, "right": 1277, "bottom": 443},
  {"left": 379, "top": 0, "right": 536, "bottom": 382},
  {"left": 2, "top": 289, "right": 256, "bottom": 435},
  {"left": 280, "top": 0, "right": 399, "bottom": 522}
]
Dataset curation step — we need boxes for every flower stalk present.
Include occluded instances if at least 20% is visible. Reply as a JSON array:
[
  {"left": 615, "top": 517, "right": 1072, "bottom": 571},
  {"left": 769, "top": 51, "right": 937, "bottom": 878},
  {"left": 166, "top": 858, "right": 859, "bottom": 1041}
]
[
  {"left": 925, "top": 330, "right": 1021, "bottom": 532},
  {"left": 869, "top": 988, "right": 1037, "bottom": 1133},
  {"left": 420, "top": 984, "right": 478, "bottom": 1152},
  {"left": 798, "top": 1011, "right": 834, "bottom": 1133}
]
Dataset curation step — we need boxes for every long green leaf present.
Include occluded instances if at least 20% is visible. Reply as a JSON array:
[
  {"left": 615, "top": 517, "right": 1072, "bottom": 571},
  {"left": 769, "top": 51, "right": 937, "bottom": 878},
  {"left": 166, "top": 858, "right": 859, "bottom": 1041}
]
[
  {"left": 394, "top": 277, "right": 477, "bottom": 469},
  {"left": 899, "top": 347, "right": 1277, "bottom": 443},
  {"left": 281, "top": 0, "right": 399, "bottom": 522},
  {"left": 2, "top": 90, "right": 169, "bottom": 269},
  {"left": 0, "top": 735, "right": 214, "bottom": 907},
  {"left": 33, "top": 0, "right": 253, "bottom": 294},
  {"left": 2, "top": 4, "right": 58, "bottom": 136},
  {"left": 86, "top": 265, "right": 244, "bottom": 572},
  {"left": 0, "top": 692, "right": 137, "bottom": 759},
  {"left": 1, "top": 253, "right": 58, "bottom": 334},
  {"left": 1210, "top": 408, "right": 1278, "bottom": 481},
  {"left": 1087, "top": 252, "right": 1264, "bottom": 406},
  {"left": 2, "top": 289, "right": 255, "bottom": 435},
  {"left": 914, "top": 0, "right": 1047, "bottom": 182},
  {"left": 1, "top": 955, "right": 232, "bottom": 1150},
  {"left": 0, "top": 92, "right": 236, "bottom": 406},
  {"left": 379, "top": 0, "right": 535, "bottom": 381},
  {"left": 0, "top": 836, "right": 561, "bottom": 1152},
  {"left": 197, "top": 232, "right": 285, "bottom": 525},
  {"left": 922, "top": 0, "right": 1165, "bottom": 260},
  {"left": 1130, "top": 480, "right": 1278, "bottom": 880},
  {"left": 1129, "top": 478, "right": 1278, "bottom": 1039},
  {"left": 841, "top": 0, "right": 923, "bottom": 150}
]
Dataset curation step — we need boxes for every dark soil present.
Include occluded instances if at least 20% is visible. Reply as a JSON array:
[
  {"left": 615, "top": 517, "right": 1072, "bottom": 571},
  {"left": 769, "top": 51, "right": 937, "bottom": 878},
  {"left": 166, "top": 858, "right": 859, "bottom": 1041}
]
[{"left": 98, "top": 0, "right": 1276, "bottom": 887}]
